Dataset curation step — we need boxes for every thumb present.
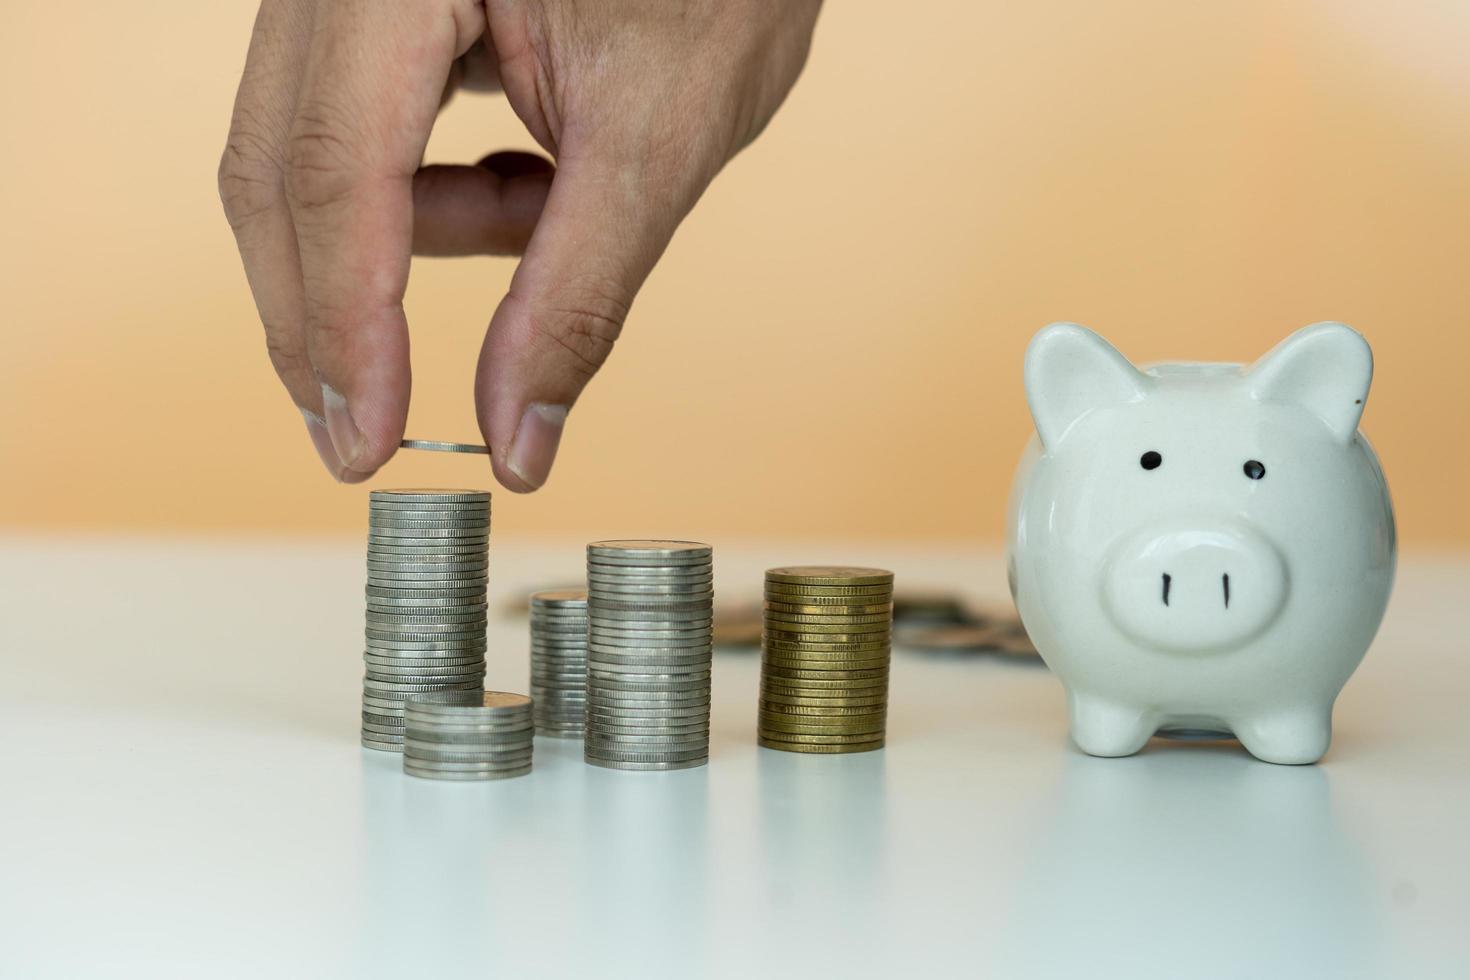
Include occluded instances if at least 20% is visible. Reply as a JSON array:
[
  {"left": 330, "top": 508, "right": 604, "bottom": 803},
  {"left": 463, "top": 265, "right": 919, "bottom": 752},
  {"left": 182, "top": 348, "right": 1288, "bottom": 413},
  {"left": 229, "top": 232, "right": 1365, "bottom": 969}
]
[{"left": 475, "top": 151, "right": 688, "bottom": 492}]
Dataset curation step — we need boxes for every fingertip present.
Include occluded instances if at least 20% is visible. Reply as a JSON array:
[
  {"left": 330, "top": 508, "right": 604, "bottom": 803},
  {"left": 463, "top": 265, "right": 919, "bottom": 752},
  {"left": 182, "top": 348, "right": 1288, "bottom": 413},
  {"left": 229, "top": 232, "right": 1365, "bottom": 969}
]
[
  {"left": 304, "top": 408, "right": 381, "bottom": 483},
  {"left": 321, "top": 383, "right": 368, "bottom": 471},
  {"left": 508, "top": 402, "right": 567, "bottom": 489},
  {"left": 480, "top": 401, "right": 566, "bottom": 494},
  {"left": 490, "top": 457, "right": 540, "bottom": 494},
  {"left": 303, "top": 409, "right": 343, "bottom": 477},
  {"left": 319, "top": 376, "right": 406, "bottom": 478}
]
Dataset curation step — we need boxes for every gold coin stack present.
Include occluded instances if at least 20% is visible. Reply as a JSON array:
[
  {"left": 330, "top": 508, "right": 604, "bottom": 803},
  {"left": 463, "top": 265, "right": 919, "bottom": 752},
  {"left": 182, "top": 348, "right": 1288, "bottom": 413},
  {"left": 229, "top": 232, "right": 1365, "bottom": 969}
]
[{"left": 758, "top": 566, "right": 894, "bottom": 754}]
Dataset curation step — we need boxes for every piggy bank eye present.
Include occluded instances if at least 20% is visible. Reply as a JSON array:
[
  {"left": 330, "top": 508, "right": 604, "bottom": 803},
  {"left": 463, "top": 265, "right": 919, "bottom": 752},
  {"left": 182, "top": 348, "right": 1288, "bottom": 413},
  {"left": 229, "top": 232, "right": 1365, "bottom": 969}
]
[
  {"left": 1243, "top": 459, "right": 1266, "bottom": 480},
  {"left": 1139, "top": 451, "right": 1162, "bottom": 470}
]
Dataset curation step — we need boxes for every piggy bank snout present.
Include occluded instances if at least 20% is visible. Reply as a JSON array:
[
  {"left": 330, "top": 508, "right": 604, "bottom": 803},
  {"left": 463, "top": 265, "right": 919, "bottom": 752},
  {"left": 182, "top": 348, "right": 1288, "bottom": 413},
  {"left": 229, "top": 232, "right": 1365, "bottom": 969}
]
[{"left": 1102, "top": 523, "right": 1288, "bottom": 653}]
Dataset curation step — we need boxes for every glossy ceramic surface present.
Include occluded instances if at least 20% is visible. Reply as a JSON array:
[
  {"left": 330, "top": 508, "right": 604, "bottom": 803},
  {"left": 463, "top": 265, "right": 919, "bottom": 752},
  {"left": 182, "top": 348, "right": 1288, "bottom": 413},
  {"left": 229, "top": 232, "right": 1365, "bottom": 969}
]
[{"left": 1007, "top": 322, "right": 1396, "bottom": 764}]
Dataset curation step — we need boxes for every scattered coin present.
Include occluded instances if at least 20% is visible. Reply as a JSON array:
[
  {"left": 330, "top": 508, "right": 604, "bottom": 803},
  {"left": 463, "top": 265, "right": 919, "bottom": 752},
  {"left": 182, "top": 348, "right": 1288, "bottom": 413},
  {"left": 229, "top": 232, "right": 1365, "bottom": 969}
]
[{"left": 895, "top": 620, "right": 1040, "bottom": 659}]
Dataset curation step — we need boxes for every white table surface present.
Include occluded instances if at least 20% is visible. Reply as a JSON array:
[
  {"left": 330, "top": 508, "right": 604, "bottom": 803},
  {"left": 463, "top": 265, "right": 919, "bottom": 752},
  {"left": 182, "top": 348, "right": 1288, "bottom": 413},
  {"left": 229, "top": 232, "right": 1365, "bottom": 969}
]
[{"left": 1, "top": 536, "right": 1466, "bottom": 980}]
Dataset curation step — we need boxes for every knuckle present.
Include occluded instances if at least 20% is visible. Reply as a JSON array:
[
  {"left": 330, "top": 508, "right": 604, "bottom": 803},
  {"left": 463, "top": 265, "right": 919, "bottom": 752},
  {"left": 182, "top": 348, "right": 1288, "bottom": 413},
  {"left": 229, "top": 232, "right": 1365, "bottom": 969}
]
[
  {"left": 282, "top": 104, "right": 362, "bottom": 212},
  {"left": 217, "top": 121, "right": 284, "bottom": 231},
  {"left": 263, "top": 325, "right": 308, "bottom": 377},
  {"left": 525, "top": 283, "right": 631, "bottom": 382}
]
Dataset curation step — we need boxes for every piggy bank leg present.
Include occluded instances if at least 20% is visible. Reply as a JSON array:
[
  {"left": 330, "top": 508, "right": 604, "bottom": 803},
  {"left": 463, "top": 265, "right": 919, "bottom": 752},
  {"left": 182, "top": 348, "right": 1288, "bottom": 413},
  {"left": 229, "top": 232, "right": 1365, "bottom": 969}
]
[
  {"left": 1233, "top": 710, "right": 1333, "bottom": 765},
  {"left": 1067, "top": 695, "right": 1156, "bottom": 758}
]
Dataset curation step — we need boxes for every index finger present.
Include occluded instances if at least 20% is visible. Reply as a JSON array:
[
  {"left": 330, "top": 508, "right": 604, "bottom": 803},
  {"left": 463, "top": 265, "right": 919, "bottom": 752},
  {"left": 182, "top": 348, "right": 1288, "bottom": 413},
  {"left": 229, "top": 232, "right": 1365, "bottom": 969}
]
[{"left": 282, "top": 0, "right": 480, "bottom": 473}]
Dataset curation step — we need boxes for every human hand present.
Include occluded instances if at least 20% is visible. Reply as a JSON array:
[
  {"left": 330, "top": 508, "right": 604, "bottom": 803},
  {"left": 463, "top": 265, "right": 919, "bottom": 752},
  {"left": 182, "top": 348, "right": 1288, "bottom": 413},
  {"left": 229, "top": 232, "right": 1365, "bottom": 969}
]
[{"left": 220, "top": 0, "right": 821, "bottom": 488}]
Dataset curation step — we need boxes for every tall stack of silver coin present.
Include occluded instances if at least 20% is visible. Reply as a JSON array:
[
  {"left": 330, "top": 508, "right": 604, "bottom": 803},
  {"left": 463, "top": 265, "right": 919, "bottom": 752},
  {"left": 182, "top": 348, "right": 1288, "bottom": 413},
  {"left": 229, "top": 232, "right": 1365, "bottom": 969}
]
[
  {"left": 402, "top": 691, "right": 533, "bottom": 780},
  {"left": 529, "top": 589, "right": 589, "bottom": 737},
  {"left": 585, "top": 541, "right": 714, "bottom": 770},
  {"left": 361, "top": 489, "right": 491, "bottom": 751}
]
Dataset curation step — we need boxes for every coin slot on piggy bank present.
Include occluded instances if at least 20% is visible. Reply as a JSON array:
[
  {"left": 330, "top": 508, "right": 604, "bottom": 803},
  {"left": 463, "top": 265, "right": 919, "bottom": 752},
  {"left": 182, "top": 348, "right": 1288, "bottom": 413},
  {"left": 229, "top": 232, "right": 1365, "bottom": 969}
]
[{"left": 1005, "top": 322, "right": 1395, "bottom": 765}]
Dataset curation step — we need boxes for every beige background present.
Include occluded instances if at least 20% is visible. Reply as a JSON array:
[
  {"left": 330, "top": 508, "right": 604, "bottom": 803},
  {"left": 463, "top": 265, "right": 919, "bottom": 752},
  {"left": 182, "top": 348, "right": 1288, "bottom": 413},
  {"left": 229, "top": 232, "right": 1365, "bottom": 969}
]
[{"left": 2, "top": 1, "right": 1467, "bottom": 544}]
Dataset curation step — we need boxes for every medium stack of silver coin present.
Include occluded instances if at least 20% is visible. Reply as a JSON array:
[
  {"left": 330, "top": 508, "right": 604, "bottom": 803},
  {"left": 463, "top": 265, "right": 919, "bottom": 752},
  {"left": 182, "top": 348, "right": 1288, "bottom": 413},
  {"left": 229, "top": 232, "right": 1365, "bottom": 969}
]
[
  {"left": 584, "top": 541, "right": 714, "bottom": 771},
  {"left": 361, "top": 489, "right": 491, "bottom": 751},
  {"left": 402, "top": 691, "right": 534, "bottom": 780},
  {"left": 529, "top": 589, "right": 589, "bottom": 737}
]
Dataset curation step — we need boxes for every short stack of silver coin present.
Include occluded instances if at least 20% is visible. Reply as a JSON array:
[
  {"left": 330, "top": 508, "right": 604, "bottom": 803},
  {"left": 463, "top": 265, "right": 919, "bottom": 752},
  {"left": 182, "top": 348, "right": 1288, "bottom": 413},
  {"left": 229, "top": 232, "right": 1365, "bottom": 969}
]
[
  {"left": 529, "top": 589, "right": 589, "bottom": 737},
  {"left": 361, "top": 489, "right": 491, "bottom": 751},
  {"left": 402, "top": 691, "right": 534, "bottom": 780},
  {"left": 584, "top": 540, "right": 713, "bottom": 771}
]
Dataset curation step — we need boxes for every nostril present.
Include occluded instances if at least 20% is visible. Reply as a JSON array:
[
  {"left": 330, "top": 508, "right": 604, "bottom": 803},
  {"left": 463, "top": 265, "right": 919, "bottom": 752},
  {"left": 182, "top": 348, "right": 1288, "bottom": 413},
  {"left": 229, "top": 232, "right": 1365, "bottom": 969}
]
[
  {"left": 1162, "top": 572, "right": 1172, "bottom": 607},
  {"left": 1223, "top": 573, "right": 1231, "bottom": 609}
]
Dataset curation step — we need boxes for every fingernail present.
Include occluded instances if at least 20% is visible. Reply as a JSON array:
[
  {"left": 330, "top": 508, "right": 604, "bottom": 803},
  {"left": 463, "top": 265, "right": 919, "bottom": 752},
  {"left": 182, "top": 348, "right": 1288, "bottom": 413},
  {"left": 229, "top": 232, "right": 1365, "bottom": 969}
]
[
  {"left": 320, "top": 383, "right": 366, "bottom": 470},
  {"left": 301, "top": 408, "right": 345, "bottom": 479},
  {"left": 506, "top": 403, "right": 568, "bottom": 490}
]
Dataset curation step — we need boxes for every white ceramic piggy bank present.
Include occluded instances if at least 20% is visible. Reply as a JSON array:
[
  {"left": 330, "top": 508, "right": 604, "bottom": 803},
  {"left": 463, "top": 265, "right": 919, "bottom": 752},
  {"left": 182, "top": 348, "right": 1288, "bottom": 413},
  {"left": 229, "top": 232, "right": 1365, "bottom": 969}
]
[{"left": 1007, "top": 322, "right": 1395, "bottom": 764}]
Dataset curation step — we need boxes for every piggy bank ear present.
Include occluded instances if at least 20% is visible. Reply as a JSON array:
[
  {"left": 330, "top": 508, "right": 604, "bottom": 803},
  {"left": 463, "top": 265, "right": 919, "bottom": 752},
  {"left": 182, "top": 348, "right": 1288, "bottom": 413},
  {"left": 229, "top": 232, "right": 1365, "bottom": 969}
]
[
  {"left": 1246, "top": 322, "right": 1372, "bottom": 443},
  {"left": 1024, "top": 323, "right": 1147, "bottom": 448}
]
